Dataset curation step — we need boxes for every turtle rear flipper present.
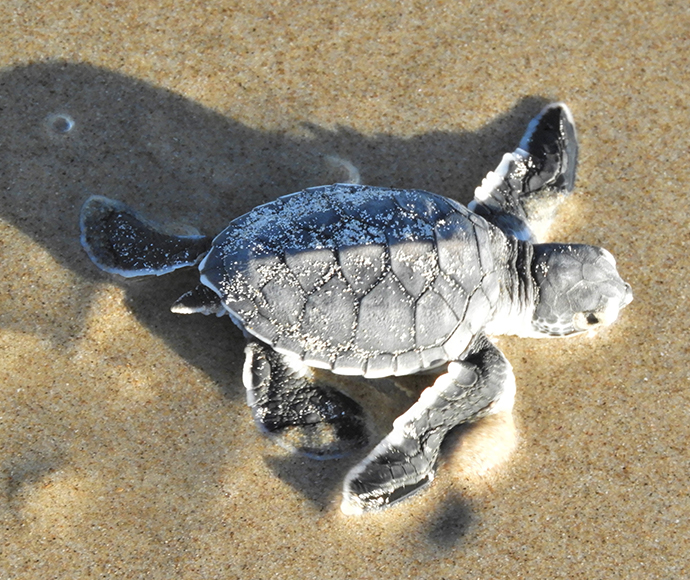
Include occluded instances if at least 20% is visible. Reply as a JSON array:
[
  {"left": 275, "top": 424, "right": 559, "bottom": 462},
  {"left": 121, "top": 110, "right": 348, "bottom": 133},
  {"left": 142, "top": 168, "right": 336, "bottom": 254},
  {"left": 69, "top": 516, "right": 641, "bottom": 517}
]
[
  {"left": 244, "top": 340, "right": 369, "bottom": 459},
  {"left": 80, "top": 196, "right": 212, "bottom": 277},
  {"left": 470, "top": 103, "right": 578, "bottom": 242}
]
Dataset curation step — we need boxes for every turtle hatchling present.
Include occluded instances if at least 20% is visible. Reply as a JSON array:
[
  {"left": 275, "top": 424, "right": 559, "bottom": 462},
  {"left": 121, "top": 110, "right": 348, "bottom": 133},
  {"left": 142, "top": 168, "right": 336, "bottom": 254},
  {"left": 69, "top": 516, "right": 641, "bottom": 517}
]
[{"left": 80, "top": 103, "right": 632, "bottom": 514}]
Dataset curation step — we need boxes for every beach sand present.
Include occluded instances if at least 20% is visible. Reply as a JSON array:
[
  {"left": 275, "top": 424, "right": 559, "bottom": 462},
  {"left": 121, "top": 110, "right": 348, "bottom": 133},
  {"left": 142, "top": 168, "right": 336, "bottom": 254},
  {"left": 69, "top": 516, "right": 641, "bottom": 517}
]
[{"left": 1, "top": 1, "right": 688, "bottom": 578}]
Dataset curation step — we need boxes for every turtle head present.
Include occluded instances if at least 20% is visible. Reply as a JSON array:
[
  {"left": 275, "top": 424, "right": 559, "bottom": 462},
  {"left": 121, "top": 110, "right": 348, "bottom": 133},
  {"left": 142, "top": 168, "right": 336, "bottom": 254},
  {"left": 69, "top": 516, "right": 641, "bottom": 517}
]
[{"left": 530, "top": 243, "right": 633, "bottom": 337}]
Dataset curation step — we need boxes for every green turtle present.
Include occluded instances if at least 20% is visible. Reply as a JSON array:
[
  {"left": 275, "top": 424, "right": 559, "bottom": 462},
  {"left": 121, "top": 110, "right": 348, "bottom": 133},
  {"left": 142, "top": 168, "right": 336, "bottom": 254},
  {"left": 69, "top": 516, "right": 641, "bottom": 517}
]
[{"left": 80, "top": 103, "right": 632, "bottom": 514}]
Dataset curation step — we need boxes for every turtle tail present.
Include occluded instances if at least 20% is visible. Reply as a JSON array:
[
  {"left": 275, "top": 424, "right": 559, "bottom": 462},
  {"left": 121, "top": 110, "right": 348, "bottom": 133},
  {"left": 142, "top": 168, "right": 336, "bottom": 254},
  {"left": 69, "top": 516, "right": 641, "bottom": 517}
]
[{"left": 80, "top": 196, "right": 212, "bottom": 278}]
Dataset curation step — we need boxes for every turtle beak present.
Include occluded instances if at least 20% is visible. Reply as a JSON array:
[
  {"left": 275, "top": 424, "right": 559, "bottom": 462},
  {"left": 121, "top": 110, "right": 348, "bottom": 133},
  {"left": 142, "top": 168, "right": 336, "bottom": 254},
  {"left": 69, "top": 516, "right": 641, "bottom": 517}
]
[{"left": 622, "top": 283, "right": 633, "bottom": 307}]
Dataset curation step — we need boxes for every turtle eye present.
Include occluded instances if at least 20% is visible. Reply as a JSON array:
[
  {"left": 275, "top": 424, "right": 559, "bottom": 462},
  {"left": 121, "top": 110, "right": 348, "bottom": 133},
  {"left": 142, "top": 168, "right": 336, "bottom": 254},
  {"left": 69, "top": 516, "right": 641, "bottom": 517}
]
[
  {"left": 585, "top": 312, "right": 600, "bottom": 325},
  {"left": 573, "top": 311, "right": 602, "bottom": 332}
]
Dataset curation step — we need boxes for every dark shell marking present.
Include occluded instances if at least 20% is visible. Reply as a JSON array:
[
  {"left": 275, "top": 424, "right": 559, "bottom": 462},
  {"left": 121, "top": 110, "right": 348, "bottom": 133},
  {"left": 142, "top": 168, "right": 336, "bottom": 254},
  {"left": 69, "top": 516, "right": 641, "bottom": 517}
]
[{"left": 200, "top": 185, "right": 504, "bottom": 378}]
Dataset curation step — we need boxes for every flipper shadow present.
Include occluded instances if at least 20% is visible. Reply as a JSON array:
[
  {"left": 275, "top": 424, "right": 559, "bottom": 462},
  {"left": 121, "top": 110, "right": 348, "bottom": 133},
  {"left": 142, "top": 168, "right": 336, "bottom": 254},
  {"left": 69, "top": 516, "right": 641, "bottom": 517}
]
[
  {"left": 264, "top": 453, "right": 358, "bottom": 510},
  {"left": 426, "top": 491, "right": 476, "bottom": 548}
]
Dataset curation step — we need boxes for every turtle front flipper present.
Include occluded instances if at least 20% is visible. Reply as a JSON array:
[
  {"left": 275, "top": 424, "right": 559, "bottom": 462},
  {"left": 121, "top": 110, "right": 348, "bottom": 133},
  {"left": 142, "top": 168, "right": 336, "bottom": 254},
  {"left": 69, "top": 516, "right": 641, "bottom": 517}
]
[
  {"left": 80, "top": 196, "right": 212, "bottom": 277},
  {"left": 341, "top": 334, "right": 515, "bottom": 515},
  {"left": 470, "top": 103, "right": 578, "bottom": 243},
  {"left": 243, "top": 340, "right": 368, "bottom": 459}
]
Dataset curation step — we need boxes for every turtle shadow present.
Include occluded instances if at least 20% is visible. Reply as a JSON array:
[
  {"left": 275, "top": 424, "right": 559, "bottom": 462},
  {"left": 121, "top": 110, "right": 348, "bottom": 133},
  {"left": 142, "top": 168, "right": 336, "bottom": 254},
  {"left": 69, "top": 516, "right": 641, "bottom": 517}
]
[
  {"left": 265, "top": 448, "right": 477, "bottom": 548},
  {"left": 263, "top": 453, "right": 357, "bottom": 511},
  {"left": 2, "top": 448, "right": 67, "bottom": 505},
  {"left": 0, "top": 59, "right": 550, "bottom": 397},
  {"left": 0, "top": 60, "right": 550, "bottom": 519},
  {"left": 263, "top": 450, "right": 479, "bottom": 543}
]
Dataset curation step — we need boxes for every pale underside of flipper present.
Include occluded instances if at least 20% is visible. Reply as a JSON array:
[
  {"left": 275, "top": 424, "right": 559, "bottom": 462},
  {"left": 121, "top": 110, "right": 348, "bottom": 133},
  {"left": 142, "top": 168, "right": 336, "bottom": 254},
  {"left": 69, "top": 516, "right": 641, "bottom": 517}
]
[
  {"left": 80, "top": 196, "right": 213, "bottom": 277},
  {"left": 470, "top": 103, "right": 578, "bottom": 243}
]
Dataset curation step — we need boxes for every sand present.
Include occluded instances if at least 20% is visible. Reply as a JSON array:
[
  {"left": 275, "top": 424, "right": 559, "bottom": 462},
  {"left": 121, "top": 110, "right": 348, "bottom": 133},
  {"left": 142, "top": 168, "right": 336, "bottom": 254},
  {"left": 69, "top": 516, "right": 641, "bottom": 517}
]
[{"left": 1, "top": 1, "right": 688, "bottom": 578}]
